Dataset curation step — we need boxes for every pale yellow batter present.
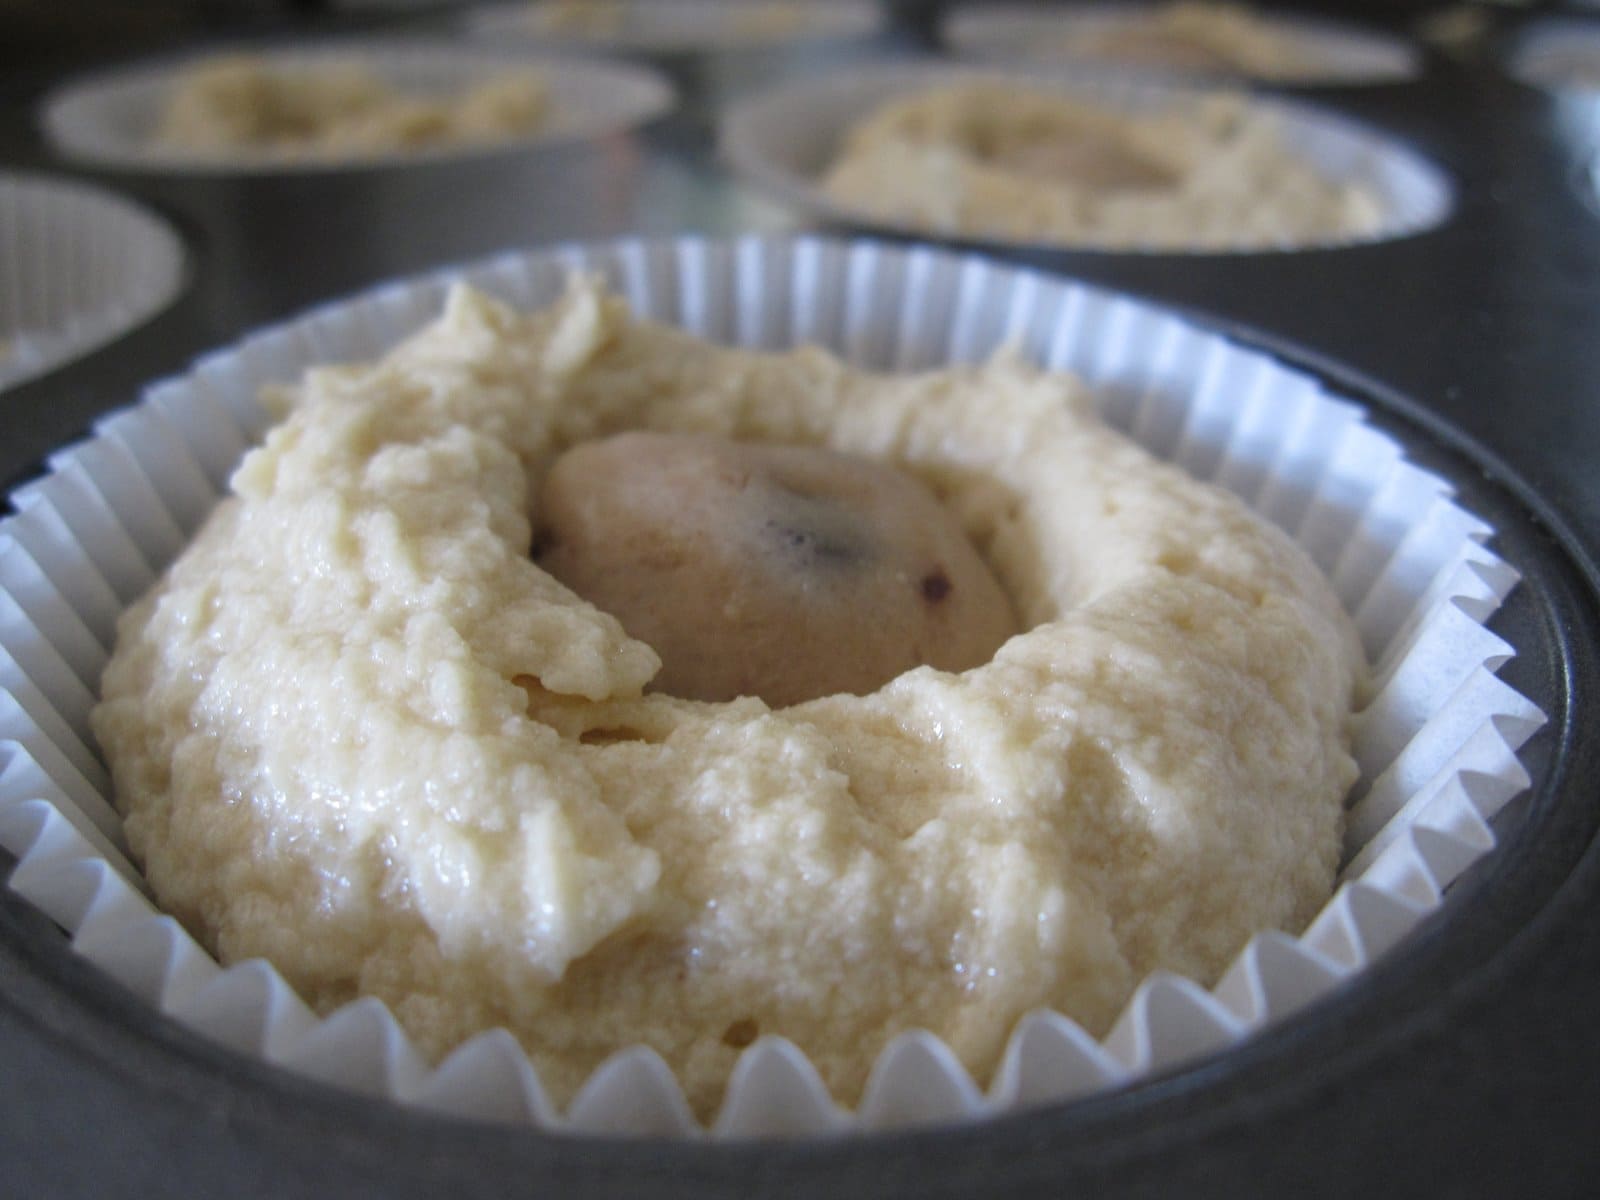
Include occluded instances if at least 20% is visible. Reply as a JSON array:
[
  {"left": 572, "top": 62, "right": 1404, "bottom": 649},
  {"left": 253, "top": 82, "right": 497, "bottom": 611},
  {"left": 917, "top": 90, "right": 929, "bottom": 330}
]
[
  {"left": 94, "top": 278, "right": 1364, "bottom": 1117},
  {"left": 821, "top": 84, "right": 1384, "bottom": 250},
  {"left": 154, "top": 55, "right": 549, "bottom": 160}
]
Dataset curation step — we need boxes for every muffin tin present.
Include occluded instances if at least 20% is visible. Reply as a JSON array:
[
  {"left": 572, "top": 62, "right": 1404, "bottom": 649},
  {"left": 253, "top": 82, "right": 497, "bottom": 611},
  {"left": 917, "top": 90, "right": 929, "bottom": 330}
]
[{"left": 3, "top": 2, "right": 1600, "bottom": 1195}]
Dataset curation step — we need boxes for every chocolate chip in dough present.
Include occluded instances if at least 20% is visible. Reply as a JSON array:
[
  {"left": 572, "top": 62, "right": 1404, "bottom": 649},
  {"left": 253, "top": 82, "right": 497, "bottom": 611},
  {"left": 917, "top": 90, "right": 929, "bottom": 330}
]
[{"left": 535, "top": 432, "right": 1019, "bottom": 707}]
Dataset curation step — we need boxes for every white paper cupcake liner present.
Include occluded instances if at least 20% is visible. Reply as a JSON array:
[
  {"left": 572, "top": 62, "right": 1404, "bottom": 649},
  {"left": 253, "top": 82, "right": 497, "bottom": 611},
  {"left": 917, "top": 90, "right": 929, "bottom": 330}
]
[
  {"left": 1517, "top": 22, "right": 1600, "bottom": 212},
  {"left": 0, "top": 172, "right": 187, "bottom": 391},
  {"left": 38, "top": 39, "right": 675, "bottom": 174},
  {"left": 720, "top": 64, "right": 1454, "bottom": 255},
  {"left": 0, "top": 235, "right": 1542, "bottom": 1138},
  {"left": 1508, "top": 19, "right": 1600, "bottom": 93},
  {"left": 463, "top": 0, "right": 883, "bottom": 53},
  {"left": 941, "top": 3, "right": 1421, "bottom": 87}
]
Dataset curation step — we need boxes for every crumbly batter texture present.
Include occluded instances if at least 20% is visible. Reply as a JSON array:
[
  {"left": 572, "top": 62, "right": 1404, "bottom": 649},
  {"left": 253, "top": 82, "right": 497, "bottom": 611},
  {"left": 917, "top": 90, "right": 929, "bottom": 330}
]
[
  {"left": 536, "top": 0, "right": 810, "bottom": 41},
  {"left": 153, "top": 55, "right": 549, "bottom": 159},
  {"left": 93, "top": 278, "right": 1364, "bottom": 1117},
  {"left": 820, "top": 84, "right": 1384, "bottom": 250},
  {"left": 1064, "top": 2, "right": 1323, "bottom": 81}
]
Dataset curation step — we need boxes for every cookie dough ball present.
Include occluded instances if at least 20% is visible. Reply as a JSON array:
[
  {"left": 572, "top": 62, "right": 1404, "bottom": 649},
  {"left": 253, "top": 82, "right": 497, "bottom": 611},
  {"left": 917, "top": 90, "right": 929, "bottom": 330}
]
[
  {"left": 1093, "top": 29, "right": 1237, "bottom": 74},
  {"left": 988, "top": 128, "right": 1178, "bottom": 191},
  {"left": 535, "top": 432, "right": 1020, "bottom": 707}
]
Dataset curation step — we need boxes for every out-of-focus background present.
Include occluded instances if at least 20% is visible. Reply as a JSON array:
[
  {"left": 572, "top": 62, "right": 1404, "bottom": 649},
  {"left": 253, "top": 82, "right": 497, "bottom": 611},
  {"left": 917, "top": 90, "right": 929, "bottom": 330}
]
[{"left": 0, "top": 0, "right": 1478, "bottom": 73}]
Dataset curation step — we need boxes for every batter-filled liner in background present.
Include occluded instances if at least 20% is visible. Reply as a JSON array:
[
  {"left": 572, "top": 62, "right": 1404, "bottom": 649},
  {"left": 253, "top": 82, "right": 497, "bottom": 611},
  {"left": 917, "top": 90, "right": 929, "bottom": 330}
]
[
  {"left": 0, "top": 236, "right": 1542, "bottom": 1137},
  {"left": 463, "top": 0, "right": 885, "bottom": 53},
  {"left": 38, "top": 40, "right": 676, "bottom": 174},
  {"left": 939, "top": 3, "right": 1421, "bottom": 87},
  {"left": 720, "top": 65, "right": 1453, "bottom": 255}
]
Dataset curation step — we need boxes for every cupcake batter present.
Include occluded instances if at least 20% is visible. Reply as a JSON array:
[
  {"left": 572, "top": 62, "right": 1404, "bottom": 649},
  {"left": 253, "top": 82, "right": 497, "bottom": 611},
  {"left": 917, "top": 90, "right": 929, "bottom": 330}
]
[
  {"left": 1064, "top": 3, "right": 1322, "bottom": 81},
  {"left": 153, "top": 55, "right": 549, "bottom": 159},
  {"left": 93, "top": 278, "right": 1364, "bottom": 1118},
  {"left": 820, "top": 84, "right": 1384, "bottom": 250}
]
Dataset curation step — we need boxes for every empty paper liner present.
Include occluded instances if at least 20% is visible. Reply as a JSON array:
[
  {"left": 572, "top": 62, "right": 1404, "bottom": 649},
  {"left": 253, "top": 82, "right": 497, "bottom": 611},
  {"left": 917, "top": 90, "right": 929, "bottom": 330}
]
[
  {"left": 941, "top": 3, "right": 1421, "bottom": 86},
  {"left": 0, "top": 171, "right": 186, "bottom": 391}
]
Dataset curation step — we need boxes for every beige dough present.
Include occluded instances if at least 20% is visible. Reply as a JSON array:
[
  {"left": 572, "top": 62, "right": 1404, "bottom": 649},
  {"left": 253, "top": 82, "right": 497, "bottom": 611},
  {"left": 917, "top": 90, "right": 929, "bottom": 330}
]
[
  {"left": 1069, "top": 3, "right": 1322, "bottom": 81},
  {"left": 536, "top": 432, "right": 1019, "bottom": 707},
  {"left": 153, "top": 55, "right": 549, "bottom": 160},
  {"left": 821, "top": 84, "right": 1384, "bottom": 250},
  {"left": 976, "top": 114, "right": 1179, "bottom": 192}
]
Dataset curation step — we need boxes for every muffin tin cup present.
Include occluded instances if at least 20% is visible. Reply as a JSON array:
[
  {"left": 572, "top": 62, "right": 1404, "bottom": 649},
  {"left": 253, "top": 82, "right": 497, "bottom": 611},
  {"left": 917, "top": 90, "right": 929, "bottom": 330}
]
[
  {"left": 0, "top": 235, "right": 1542, "bottom": 1137},
  {"left": 720, "top": 63, "right": 1454, "bottom": 255},
  {"left": 940, "top": 3, "right": 1422, "bottom": 87},
  {"left": 0, "top": 171, "right": 187, "bottom": 391},
  {"left": 38, "top": 39, "right": 676, "bottom": 175}
]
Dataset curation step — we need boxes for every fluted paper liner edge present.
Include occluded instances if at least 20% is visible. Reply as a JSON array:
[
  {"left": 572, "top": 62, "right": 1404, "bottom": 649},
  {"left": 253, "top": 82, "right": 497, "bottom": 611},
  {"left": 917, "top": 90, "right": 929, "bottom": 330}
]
[
  {"left": 1508, "top": 19, "right": 1600, "bottom": 95},
  {"left": 0, "top": 236, "right": 1544, "bottom": 1137}
]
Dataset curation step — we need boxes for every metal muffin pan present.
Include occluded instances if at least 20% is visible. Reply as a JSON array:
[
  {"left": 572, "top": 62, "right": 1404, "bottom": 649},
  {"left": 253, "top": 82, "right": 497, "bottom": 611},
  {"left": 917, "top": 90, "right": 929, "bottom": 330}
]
[{"left": 2, "top": 3, "right": 1599, "bottom": 1195}]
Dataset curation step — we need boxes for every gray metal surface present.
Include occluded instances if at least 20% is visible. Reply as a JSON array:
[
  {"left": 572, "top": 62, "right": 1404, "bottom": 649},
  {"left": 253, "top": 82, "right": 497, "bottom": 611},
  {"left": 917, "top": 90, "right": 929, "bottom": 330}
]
[{"left": 3, "top": 4, "right": 1599, "bottom": 1195}]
